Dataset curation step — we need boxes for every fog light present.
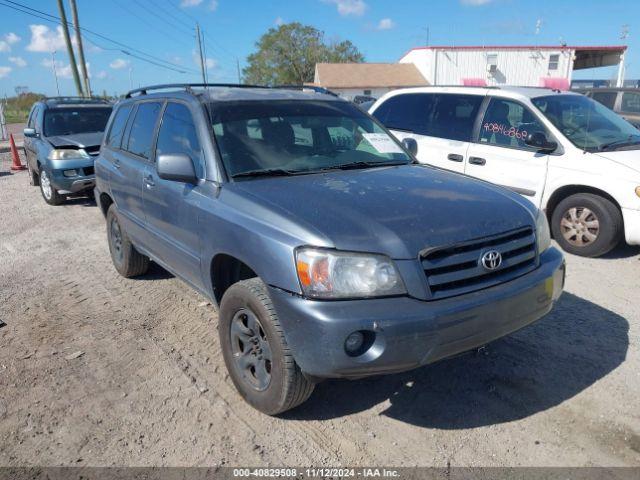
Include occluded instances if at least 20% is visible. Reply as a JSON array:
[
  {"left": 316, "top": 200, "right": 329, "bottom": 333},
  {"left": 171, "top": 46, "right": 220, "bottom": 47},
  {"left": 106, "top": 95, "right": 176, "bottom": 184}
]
[
  {"left": 344, "top": 331, "right": 364, "bottom": 354},
  {"left": 63, "top": 169, "right": 78, "bottom": 177}
]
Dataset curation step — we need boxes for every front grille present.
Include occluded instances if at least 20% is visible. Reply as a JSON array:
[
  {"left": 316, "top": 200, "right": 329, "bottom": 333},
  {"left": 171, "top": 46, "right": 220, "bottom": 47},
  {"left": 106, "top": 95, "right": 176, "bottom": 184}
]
[
  {"left": 421, "top": 227, "right": 537, "bottom": 300},
  {"left": 84, "top": 145, "right": 100, "bottom": 156}
]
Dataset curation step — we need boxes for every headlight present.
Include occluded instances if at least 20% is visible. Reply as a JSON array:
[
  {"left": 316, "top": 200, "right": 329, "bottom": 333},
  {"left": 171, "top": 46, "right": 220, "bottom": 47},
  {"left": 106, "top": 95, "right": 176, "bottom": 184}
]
[
  {"left": 48, "top": 149, "right": 90, "bottom": 160},
  {"left": 295, "top": 247, "right": 406, "bottom": 299},
  {"left": 536, "top": 209, "right": 551, "bottom": 254},
  {"left": 635, "top": 186, "right": 640, "bottom": 198}
]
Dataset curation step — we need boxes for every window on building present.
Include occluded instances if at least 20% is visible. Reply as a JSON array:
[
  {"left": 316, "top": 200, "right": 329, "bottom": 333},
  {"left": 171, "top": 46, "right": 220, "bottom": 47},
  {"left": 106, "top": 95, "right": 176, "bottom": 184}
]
[
  {"left": 125, "top": 102, "right": 162, "bottom": 159},
  {"left": 156, "top": 102, "right": 204, "bottom": 178},
  {"left": 480, "top": 98, "right": 549, "bottom": 150},
  {"left": 363, "top": 89, "right": 372, "bottom": 95},
  {"left": 591, "top": 92, "right": 618, "bottom": 110},
  {"left": 621, "top": 92, "right": 640, "bottom": 113},
  {"left": 548, "top": 54, "right": 560, "bottom": 71}
]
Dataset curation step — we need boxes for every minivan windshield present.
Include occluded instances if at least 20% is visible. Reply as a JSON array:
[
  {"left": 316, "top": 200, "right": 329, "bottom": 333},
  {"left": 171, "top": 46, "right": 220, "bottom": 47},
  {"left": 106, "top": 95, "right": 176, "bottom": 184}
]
[
  {"left": 209, "top": 100, "right": 412, "bottom": 178},
  {"left": 43, "top": 107, "right": 112, "bottom": 137},
  {"left": 531, "top": 94, "right": 640, "bottom": 152}
]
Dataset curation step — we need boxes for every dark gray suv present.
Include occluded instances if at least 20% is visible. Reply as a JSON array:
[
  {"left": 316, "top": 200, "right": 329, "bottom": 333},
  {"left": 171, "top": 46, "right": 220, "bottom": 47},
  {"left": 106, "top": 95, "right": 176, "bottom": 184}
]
[{"left": 94, "top": 84, "right": 565, "bottom": 415}]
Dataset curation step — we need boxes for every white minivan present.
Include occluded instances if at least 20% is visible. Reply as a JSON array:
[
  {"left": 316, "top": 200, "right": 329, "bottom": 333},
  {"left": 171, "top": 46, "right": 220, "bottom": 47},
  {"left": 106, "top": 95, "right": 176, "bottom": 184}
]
[{"left": 370, "top": 86, "right": 640, "bottom": 257}]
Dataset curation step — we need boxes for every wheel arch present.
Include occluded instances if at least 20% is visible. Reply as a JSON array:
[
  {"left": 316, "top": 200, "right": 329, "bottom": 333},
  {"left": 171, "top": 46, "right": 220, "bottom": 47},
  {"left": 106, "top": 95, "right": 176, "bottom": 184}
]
[
  {"left": 210, "top": 253, "right": 258, "bottom": 306},
  {"left": 545, "top": 185, "right": 623, "bottom": 223},
  {"left": 98, "top": 192, "right": 114, "bottom": 218}
]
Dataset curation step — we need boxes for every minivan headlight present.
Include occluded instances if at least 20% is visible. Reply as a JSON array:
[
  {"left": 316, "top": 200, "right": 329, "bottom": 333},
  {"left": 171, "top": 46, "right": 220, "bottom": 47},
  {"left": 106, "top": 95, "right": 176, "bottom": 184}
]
[
  {"left": 536, "top": 209, "right": 551, "bottom": 254},
  {"left": 48, "top": 149, "right": 90, "bottom": 160},
  {"left": 295, "top": 247, "right": 406, "bottom": 299}
]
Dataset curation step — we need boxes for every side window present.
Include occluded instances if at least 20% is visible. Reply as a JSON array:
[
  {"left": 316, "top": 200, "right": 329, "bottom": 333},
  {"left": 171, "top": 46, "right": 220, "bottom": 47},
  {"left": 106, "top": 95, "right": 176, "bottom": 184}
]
[
  {"left": 125, "top": 102, "right": 162, "bottom": 159},
  {"left": 591, "top": 92, "right": 617, "bottom": 110},
  {"left": 621, "top": 92, "right": 640, "bottom": 113},
  {"left": 372, "top": 93, "right": 434, "bottom": 135},
  {"left": 156, "top": 102, "right": 204, "bottom": 178},
  {"left": 105, "top": 104, "right": 133, "bottom": 149},
  {"left": 548, "top": 54, "right": 560, "bottom": 71},
  {"left": 479, "top": 98, "right": 549, "bottom": 150},
  {"left": 27, "top": 106, "right": 38, "bottom": 129},
  {"left": 426, "top": 94, "right": 483, "bottom": 141}
]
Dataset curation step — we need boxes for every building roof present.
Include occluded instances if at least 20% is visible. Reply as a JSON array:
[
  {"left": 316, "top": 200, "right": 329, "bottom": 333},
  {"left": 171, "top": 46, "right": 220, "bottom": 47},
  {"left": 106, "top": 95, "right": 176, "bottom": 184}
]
[
  {"left": 314, "top": 63, "right": 428, "bottom": 89},
  {"left": 404, "top": 45, "right": 627, "bottom": 52}
]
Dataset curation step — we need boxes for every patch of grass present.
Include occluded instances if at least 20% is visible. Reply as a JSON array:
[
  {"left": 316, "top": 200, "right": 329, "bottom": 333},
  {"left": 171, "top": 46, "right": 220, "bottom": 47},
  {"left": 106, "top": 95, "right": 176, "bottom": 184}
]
[{"left": 4, "top": 110, "right": 29, "bottom": 124}]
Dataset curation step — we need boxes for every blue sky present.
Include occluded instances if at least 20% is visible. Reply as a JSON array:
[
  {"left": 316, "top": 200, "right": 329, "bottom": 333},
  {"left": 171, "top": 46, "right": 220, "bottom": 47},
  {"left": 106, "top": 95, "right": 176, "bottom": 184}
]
[{"left": 0, "top": 0, "right": 638, "bottom": 97}]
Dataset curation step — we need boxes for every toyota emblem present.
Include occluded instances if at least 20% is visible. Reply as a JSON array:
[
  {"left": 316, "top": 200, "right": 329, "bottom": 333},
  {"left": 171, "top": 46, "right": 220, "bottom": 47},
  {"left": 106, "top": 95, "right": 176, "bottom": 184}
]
[{"left": 481, "top": 250, "right": 502, "bottom": 271}]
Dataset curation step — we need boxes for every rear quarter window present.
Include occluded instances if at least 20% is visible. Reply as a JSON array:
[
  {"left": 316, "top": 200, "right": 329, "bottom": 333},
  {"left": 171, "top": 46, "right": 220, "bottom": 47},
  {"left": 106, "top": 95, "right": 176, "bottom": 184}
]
[
  {"left": 105, "top": 104, "right": 133, "bottom": 149},
  {"left": 372, "top": 93, "right": 434, "bottom": 135}
]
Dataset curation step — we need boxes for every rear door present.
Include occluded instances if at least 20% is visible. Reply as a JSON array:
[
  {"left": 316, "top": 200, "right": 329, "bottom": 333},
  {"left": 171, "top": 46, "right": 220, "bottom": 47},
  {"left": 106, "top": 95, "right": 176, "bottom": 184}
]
[
  {"left": 464, "top": 97, "right": 552, "bottom": 208},
  {"left": 371, "top": 92, "right": 483, "bottom": 173},
  {"left": 109, "top": 101, "right": 162, "bottom": 242},
  {"left": 143, "top": 101, "right": 205, "bottom": 289}
]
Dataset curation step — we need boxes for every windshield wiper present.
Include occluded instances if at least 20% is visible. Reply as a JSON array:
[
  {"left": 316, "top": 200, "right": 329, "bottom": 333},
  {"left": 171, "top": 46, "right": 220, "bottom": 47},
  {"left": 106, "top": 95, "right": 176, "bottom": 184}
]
[
  {"left": 332, "top": 161, "right": 411, "bottom": 170},
  {"left": 599, "top": 135, "right": 640, "bottom": 151},
  {"left": 231, "top": 168, "right": 298, "bottom": 179}
]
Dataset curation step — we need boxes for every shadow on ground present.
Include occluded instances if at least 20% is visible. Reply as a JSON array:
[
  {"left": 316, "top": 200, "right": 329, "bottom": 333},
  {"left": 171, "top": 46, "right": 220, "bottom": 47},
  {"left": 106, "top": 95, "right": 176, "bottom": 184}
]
[{"left": 286, "top": 293, "right": 628, "bottom": 428}]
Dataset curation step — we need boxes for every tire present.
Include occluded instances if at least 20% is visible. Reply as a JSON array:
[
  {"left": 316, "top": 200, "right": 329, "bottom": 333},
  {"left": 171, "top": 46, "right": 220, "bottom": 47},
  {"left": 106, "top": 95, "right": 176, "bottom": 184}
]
[
  {"left": 106, "top": 204, "right": 149, "bottom": 278},
  {"left": 551, "top": 193, "right": 623, "bottom": 257},
  {"left": 219, "top": 278, "right": 314, "bottom": 415},
  {"left": 39, "top": 169, "right": 64, "bottom": 205}
]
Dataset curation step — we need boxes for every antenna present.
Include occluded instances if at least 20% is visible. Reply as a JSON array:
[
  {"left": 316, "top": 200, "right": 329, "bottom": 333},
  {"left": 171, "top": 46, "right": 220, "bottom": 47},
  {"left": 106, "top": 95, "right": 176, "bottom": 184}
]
[{"left": 621, "top": 24, "right": 629, "bottom": 40}]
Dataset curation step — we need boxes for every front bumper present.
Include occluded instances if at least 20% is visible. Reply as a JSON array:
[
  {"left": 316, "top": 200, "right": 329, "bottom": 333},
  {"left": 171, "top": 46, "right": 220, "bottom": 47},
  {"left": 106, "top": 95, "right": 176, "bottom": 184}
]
[
  {"left": 50, "top": 167, "right": 95, "bottom": 194},
  {"left": 622, "top": 208, "right": 640, "bottom": 246},
  {"left": 269, "top": 247, "right": 565, "bottom": 378}
]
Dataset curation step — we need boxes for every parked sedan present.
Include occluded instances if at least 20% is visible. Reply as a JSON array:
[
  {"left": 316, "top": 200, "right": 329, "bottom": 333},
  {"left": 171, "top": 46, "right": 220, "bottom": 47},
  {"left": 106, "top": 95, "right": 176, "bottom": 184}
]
[
  {"left": 23, "top": 97, "right": 112, "bottom": 205},
  {"left": 582, "top": 88, "right": 640, "bottom": 129}
]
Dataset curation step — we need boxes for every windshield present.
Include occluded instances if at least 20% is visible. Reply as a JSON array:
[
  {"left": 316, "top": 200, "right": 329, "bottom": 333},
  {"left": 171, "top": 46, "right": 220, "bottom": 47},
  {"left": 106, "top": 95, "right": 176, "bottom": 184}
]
[
  {"left": 210, "top": 100, "right": 412, "bottom": 179},
  {"left": 43, "top": 107, "right": 112, "bottom": 137},
  {"left": 531, "top": 94, "right": 640, "bottom": 152}
]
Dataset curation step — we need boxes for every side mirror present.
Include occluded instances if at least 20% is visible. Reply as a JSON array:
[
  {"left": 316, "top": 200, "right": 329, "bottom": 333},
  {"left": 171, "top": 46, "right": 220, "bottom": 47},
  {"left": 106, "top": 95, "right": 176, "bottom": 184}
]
[
  {"left": 402, "top": 137, "right": 418, "bottom": 156},
  {"left": 23, "top": 128, "right": 37, "bottom": 138},
  {"left": 157, "top": 153, "right": 197, "bottom": 184},
  {"left": 525, "top": 132, "right": 557, "bottom": 153}
]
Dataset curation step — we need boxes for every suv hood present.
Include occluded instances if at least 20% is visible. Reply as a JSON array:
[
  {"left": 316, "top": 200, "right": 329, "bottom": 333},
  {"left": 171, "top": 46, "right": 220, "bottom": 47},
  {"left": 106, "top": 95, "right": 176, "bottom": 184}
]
[
  {"left": 47, "top": 132, "right": 104, "bottom": 149},
  {"left": 594, "top": 150, "right": 640, "bottom": 174},
  {"left": 228, "top": 165, "right": 537, "bottom": 259}
]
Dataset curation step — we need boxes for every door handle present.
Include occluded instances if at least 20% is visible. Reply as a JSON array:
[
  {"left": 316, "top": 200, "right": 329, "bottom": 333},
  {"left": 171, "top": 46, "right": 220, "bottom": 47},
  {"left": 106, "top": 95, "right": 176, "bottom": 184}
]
[
  {"left": 469, "top": 156, "right": 486, "bottom": 166},
  {"left": 144, "top": 175, "right": 155, "bottom": 189},
  {"left": 447, "top": 153, "right": 464, "bottom": 162},
  {"left": 113, "top": 159, "right": 121, "bottom": 169}
]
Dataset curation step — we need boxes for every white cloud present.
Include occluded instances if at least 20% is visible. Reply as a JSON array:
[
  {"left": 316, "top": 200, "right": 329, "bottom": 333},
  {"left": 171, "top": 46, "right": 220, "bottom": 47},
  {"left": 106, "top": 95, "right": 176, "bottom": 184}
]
[
  {"left": 26, "top": 24, "right": 72, "bottom": 52},
  {"left": 323, "top": 0, "right": 367, "bottom": 16},
  {"left": 109, "top": 58, "right": 130, "bottom": 70},
  {"left": 376, "top": 18, "right": 395, "bottom": 30},
  {"left": 5, "top": 32, "right": 20, "bottom": 44},
  {"left": 95, "top": 70, "right": 108, "bottom": 80},
  {"left": 0, "top": 42, "right": 8, "bottom": 53},
  {"left": 275, "top": 16, "right": 284, "bottom": 26},
  {"left": 192, "top": 51, "right": 217, "bottom": 70},
  {"left": 208, "top": 0, "right": 218, "bottom": 11},
  {"left": 180, "top": 0, "right": 202, "bottom": 6},
  {"left": 42, "top": 58, "right": 91, "bottom": 79},
  {"left": 0, "top": 66, "right": 12, "bottom": 78},
  {"left": 8, "top": 56, "right": 27, "bottom": 67},
  {"left": 460, "top": 0, "right": 494, "bottom": 5}
]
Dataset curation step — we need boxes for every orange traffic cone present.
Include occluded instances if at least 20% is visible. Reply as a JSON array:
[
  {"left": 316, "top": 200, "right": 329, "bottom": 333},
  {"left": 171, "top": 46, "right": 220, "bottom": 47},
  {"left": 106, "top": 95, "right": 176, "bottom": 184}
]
[{"left": 9, "top": 133, "right": 26, "bottom": 171}]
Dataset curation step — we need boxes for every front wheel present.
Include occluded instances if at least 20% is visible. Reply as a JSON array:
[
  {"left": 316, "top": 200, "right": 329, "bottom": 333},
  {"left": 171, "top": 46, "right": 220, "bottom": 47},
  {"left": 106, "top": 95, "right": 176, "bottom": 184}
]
[
  {"left": 106, "top": 205, "right": 149, "bottom": 277},
  {"left": 39, "top": 170, "right": 63, "bottom": 205},
  {"left": 219, "top": 278, "right": 314, "bottom": 415},
  {"left": 551, "top": 193, "right": 623, "bottom": 257}
]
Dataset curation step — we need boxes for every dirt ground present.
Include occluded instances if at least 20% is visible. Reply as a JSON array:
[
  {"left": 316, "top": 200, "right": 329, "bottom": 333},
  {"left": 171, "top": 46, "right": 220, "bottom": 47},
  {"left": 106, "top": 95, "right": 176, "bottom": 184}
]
[{"left": 0, "top": 153, "right": 639, "bottom": 467}]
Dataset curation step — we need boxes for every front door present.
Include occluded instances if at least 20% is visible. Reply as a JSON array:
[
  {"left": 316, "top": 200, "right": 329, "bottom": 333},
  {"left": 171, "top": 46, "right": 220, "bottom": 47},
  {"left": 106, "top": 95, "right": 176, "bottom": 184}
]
[
  {"left": 143, "top": 102, "right": 204, "bottom": 290},
  {"left": 465, "top": 98, "right": 551, "bottom": 208}
]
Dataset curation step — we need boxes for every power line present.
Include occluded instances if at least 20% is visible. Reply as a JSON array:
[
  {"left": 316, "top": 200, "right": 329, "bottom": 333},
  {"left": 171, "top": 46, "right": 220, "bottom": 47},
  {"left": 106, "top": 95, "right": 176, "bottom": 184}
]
[
  {"left": 0, "top": 0, "right": 198, "bottom": 75},
  {"left": 132, "top": 0, "right": 193, "bottom": 37},
  {"left": 148, "top": 0, "right": 194, "bottom": 31}
]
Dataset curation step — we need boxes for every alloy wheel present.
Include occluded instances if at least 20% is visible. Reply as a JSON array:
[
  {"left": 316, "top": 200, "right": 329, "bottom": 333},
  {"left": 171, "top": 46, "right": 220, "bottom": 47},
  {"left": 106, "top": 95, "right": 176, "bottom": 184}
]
[
  {"left": 110, "top": 217, "right": 124, "bottom": 264},
  {"left": 229, "top": 308, "right": 273, "bottom": 391},
  {"left": 40, "top": 171, "right": 52, "bottom": 200}
]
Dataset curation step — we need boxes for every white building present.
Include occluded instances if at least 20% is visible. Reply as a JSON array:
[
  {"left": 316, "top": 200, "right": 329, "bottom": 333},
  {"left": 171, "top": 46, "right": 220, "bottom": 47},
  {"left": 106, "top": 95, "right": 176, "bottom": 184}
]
[
  {"left": 399, "top": 45, "right": 628, "bottom": 90},
  {"left": 311, "top": 63, "right": 428, "bottom": 100}
]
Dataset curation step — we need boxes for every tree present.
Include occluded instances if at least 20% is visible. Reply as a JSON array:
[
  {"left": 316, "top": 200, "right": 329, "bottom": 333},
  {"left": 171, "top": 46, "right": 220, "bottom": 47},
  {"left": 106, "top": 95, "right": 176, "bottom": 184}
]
[{"left": 243, "top": 23, "right": 364, "bottom": 85}]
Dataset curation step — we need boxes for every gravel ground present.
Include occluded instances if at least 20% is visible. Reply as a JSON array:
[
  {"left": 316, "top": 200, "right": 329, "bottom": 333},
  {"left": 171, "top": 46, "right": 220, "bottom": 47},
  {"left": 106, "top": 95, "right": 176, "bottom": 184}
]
[{"left": 0, "top": 152, "right": 639, "bottom": 467}]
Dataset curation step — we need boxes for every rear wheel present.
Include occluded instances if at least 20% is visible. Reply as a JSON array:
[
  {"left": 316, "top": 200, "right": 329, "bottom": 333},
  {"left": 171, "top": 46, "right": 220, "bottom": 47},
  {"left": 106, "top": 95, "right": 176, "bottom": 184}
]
[
  {"left": 39, "top": 170, "right": 63, "bottom": 205},
  {"left": 106, "top": 205, "right": 149, "bottom": 277},
  {"left": 27, "top": 161, "right": 39, "bottom": 186},
  {"left": 219, "top": 278, "right": 314, "bottom": 415},
  {"left": 551, "top": 193, "right": 623, "bottom": 257}
]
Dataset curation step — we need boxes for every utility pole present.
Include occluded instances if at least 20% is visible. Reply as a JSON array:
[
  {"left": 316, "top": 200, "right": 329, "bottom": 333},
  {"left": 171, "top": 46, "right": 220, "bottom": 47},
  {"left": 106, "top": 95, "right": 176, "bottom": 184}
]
[
  {"left": 69, "top": 0, "right": 91, "bottom": 96},
  {"left": 236, "top": 58, "right": 241, "bottom": 84},
  {"left": 51, "top": 51, "right": 60, "bottom": 96},
  {"left": 196, "top": 23, "right": 206, "bottom": 84},
  {"left": 55, "top": 0, "right": 84, "bottom": 96}
]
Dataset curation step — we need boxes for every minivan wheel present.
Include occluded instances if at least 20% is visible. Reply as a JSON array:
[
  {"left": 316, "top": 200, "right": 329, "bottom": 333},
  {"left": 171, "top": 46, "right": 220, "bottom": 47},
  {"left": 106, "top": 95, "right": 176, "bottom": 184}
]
[
  {"left": 219, "top": 278, "right": 314, "bottom": 415},
  {"left": 551, "top": 193, "right": 623, "bottom": 257},
  {"left": 106, "top": 205, "right": 149, "bottom": 278},
  {"left": 39, "top": 170, "right": 63, "bottom": 205}
]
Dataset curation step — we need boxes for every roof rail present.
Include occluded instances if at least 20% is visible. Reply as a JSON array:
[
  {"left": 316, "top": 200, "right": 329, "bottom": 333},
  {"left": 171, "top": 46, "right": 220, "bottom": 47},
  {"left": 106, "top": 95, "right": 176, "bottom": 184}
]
[
  {"left": 45, "top": 96, "right": 111, "bottom": 103},
  {"left": 124, "top": 83, "right": 339, "bottom": 99}
]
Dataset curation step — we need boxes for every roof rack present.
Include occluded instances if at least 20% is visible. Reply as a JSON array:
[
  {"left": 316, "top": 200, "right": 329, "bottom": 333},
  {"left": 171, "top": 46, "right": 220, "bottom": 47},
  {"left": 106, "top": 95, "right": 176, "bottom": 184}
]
[
  {"left": 45, "top": 96, "right": 111, "bottom": 104},
  {"left": 124, "top": 83, "right": 338, "bottom": 99}
]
